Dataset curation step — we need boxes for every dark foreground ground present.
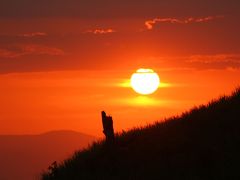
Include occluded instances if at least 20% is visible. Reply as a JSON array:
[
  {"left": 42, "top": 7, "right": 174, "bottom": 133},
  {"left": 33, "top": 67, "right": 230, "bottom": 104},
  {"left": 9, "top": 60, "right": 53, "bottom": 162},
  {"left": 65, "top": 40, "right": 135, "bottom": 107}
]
[{"left": 42, "top": 88, "right": 240, "bottom": 180}]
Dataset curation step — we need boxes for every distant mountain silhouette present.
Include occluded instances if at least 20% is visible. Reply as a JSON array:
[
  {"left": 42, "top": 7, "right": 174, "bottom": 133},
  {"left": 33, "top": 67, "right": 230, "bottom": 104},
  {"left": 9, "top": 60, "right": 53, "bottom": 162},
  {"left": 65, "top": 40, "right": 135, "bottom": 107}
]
[
  {"left": 42, "top": 88, "right": 240, "bottom": 180},
  {"left": 0, "top": 130, "right": 95, "bottom": 180}
]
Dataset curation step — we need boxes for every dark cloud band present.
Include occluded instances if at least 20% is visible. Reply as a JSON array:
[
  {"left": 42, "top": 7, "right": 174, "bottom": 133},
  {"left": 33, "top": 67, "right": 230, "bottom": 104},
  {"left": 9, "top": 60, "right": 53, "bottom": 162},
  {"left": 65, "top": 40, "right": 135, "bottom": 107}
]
[{"left": 0, "top": 0, "right": 238, "bottom": 18}]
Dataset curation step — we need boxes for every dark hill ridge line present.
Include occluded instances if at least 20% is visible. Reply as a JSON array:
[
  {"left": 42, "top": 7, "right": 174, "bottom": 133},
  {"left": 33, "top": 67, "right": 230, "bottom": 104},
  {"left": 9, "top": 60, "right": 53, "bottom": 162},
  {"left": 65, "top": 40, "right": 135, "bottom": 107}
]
[
  {"left": 0, "top": 130, "right": 94, "bottom": 137},
  {"left": 42, "top": 88, "right": 240, "bottom": 180},
  {"left": 40, "top": 130, "right": 94, "bottom": 136}
]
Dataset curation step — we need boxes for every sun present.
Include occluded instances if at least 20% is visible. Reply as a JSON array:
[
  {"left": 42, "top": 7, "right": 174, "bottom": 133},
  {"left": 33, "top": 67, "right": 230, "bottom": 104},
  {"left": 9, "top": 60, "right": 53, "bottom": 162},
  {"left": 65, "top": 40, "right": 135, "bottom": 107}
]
[{"left": 130, "top": 68, "right": 160, "bottom": 95}]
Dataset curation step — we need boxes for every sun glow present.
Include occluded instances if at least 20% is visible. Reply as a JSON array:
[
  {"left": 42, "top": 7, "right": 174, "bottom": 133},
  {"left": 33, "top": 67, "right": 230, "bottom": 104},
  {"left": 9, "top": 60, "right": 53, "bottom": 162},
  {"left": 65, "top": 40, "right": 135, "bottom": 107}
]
[{"left": 130, "top": 68, "right": 160, "bottom": 95}]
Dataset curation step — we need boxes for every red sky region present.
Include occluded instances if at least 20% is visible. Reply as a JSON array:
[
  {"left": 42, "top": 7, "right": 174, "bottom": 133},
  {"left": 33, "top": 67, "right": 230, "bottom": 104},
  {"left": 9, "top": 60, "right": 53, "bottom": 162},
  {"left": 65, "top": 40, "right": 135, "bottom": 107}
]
[{"left": 0, "top": 0, "right": 240, "bottom": 136}]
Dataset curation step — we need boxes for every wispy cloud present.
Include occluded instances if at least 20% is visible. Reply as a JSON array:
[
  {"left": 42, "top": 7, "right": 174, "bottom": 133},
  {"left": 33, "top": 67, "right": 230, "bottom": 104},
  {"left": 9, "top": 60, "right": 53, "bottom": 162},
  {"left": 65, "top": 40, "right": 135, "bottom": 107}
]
[
  {"left": 140, "top": 54, "right": 240, "bottom": 71},
  {"left": 145, "top": 16, "right": 224, "bottom": 30},
  {"left": 0, "top": 49, "right": 18, "bottom": 58},
  {"left": 186, "top": 53, "right": 240, "bottom": 71},
  {"left": 85, "top": 28, "right": 115, "bottom": 34},
  {"left": 187, "top": 54, "right": 240, "bottom": 64},
  {"left": 19, "top": 32, "right": 47, "bottom": 38},
  {"left": 0, "top": 44, "right": 64, "bottom": 58}
]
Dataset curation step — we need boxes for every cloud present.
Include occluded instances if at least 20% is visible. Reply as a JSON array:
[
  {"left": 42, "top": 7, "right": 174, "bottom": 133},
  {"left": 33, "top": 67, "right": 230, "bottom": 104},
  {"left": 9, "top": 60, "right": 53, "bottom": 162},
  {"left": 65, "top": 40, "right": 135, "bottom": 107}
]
[
  {"left": 20, "top": 32, "right": 47, "bottom": 38},
  {"left": 0, "top": 49, "right": 19, "bottom": 58},
  {"left": 187, "top": 54, "right": 240, "bottom": 64},
  {"left": 144, "top": 54, "right": 240, "bottom": 71},
  {"left": 145, "top": 15, "right": 224, "bottom": 30},
  {"left": 85, "top": 29, "right": 116, "bottom": 35},
  {"left": 185, "top": 54, "right": 240, "bottom": 70},
  {"left": 0, "top": 44, "right": 64, "bottom": 58}
]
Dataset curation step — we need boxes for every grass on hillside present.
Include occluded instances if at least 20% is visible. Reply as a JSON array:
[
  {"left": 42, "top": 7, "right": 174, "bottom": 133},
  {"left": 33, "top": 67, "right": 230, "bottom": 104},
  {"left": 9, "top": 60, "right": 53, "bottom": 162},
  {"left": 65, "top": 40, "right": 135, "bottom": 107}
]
[{"left": 42, "top": 88, "right": 240, "bottom": 180}]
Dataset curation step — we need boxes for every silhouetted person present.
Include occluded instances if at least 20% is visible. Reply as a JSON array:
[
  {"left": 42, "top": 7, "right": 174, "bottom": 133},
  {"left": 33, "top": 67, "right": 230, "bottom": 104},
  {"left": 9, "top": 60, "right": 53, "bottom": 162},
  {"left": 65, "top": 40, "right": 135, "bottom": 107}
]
[{"left": 101, "top": 111, "right": 114, "bottom": 143}]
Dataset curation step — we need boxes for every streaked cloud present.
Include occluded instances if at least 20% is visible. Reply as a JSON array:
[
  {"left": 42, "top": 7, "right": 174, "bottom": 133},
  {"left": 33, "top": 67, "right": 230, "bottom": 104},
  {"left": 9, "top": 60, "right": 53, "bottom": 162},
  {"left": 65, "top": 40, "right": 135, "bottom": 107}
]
[
  {"left": 185, "top": 53, "right": 240, "bottom": 70},
  {"left": 142, "top": 54, "right": 240, "bottom": 71},
  {"left": 145, "top": 16, "right": 224, "bottom": 30},
  {"left": 20, "top": 32, "right": 47, "bottom": 38},
  {"left": 85, "top": 29, "right": 115, "bottom": 35},
  {"left": 187, "top": 54, "right": 240, "bottom": 64},
  {"left": 0, "top": 44, "right": 64, "bottom": 58}
]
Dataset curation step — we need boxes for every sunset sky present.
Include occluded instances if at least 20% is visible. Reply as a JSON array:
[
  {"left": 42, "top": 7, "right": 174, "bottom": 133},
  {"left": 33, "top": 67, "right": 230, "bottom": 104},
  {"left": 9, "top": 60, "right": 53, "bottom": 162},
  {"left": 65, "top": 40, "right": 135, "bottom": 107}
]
[{"left": 0, "top": 0, "right": 240, "bottom": 136}]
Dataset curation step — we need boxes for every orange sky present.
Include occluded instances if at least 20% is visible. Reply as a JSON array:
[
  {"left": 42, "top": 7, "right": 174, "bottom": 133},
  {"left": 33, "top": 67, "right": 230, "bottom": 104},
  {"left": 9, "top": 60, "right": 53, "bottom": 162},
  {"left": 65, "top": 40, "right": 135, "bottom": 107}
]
[
  {"left": 1, "top": 68, "right": 239, "bottom": 136},
  {"left": 0, "top": 0, "right": 240, "bottom": 136}
]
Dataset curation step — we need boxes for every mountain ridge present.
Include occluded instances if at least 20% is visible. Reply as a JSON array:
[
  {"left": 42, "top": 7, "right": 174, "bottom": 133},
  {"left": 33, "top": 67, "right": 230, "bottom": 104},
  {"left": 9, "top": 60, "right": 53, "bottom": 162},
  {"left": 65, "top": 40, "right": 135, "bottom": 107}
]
[{"left": 0, "top": 130, "right": 95, "bottom": 180}]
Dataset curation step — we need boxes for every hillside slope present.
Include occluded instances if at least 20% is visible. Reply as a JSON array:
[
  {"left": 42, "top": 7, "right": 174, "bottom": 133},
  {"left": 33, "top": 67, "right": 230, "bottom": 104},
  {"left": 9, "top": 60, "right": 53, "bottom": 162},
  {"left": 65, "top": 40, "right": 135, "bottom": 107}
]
[
  {"left": 0, "top": 130, "right": 95, "bottom": 180},
  {"left": 42, "top": 89, "right": 240, "bottom": 180}
]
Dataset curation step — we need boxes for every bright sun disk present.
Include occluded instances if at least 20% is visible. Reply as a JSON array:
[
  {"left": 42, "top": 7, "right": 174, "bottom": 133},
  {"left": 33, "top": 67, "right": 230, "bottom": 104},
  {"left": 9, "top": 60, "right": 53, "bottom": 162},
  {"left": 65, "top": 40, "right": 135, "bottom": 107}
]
[{"left": 130, "top": 68, "right": 160, "bottom": 95}]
